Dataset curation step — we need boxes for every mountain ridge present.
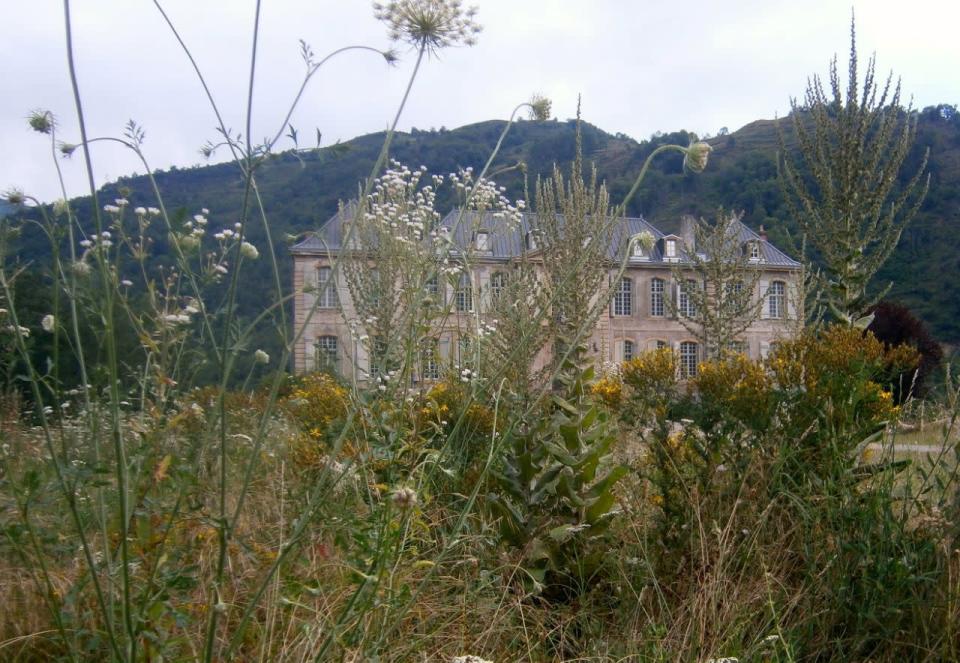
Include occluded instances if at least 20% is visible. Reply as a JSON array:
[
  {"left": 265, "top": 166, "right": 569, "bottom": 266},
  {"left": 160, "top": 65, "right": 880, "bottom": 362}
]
[{"left": 11, "top": 104, "right": 960, "bottom": 346}]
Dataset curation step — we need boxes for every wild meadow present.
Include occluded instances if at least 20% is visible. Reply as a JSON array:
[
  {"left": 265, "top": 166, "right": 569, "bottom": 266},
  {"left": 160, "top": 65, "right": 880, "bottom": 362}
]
[{"left": 1, "top": 2, "right": 959, "bottom": 661}]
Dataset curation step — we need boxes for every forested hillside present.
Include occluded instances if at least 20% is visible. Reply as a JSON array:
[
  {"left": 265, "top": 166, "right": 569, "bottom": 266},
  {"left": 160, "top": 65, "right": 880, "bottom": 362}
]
[{"left": 10, "top": 104, "right": 960, "bottom": 354}]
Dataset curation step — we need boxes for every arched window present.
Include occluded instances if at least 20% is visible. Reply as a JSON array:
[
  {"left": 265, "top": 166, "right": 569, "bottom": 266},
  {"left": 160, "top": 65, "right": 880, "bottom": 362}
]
[
  {"left": 768, "top": 281, "right": 786, "bottom": 319},
  {"left": 650, "top": 278, "right": 665, "bottom": 317},
  {"left": 316, "top": 336, "right": 338, "bottom": 373},
  {"left": 679, "top": 341, "right": 699, "bottom": 378},
  {"left": 613, "top": 277, "right": 632, "bottom": 316},
  {"left": 317, "top": 267, "right": 339, "bottom": 308},
  {"left": 623, "top": 339, "right": 635, "bottom": 362},
  {"left": 490, "top": 272, "right": 506, "bottom": 300},
  {"left": 456, "top": 272, "right": 473, "bottom": 312}
]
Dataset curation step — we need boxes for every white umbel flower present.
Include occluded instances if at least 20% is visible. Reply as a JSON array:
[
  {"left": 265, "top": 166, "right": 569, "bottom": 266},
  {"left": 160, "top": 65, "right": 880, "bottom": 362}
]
[
  {"left": 41, "top": 314, "right": 55, "bottom": 332},
  {"left": 240, "top": 241, "right": 259, "bottom": 260}
]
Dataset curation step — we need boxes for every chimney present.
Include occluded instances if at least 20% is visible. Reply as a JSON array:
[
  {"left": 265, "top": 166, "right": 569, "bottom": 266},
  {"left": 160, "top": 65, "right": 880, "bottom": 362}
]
[
  {"left": 680, "top": 215, "right": 696, "bottom": 252},
  {"left": 759, "top": 224, "right": 768, "bottom": 242}
]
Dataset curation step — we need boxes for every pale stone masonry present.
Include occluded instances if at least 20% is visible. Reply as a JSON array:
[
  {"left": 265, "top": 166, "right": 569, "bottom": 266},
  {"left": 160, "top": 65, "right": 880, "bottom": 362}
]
[{"left": 291, "top": 208, "right": 802, "bottom": 380}]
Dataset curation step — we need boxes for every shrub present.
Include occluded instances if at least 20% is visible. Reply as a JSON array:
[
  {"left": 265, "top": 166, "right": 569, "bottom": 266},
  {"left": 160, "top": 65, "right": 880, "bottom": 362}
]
[{"left": 868, "top": 300, "right": 944, "bottom": 401}]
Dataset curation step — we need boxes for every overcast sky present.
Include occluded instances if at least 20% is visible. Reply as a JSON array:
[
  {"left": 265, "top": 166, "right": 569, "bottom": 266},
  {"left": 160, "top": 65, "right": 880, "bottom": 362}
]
[{"left": 3, "top": 0, "right": 958, "bottom": 203}]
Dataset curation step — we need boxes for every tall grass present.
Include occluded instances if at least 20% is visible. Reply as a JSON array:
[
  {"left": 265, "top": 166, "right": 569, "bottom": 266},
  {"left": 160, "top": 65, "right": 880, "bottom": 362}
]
[{"left": 2, "top": 2, "right": 960, "bottom": 662}]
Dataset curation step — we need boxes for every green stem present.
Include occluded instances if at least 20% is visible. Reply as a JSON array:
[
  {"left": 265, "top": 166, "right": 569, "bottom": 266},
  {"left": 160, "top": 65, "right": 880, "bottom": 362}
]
[
  {"left": 619, "top": 143, "right": 688, "bottom": 213},
  {"left": 62, "top": 2, "right": 133, "bottom": 659}
]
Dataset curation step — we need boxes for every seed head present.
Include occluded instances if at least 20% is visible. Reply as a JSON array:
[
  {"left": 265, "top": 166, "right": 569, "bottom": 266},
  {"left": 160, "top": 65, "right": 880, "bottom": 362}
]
[
  {"left": 240, "top": 241, "right": 260, "bottom": 260},
  {"left": 59, "top": 142, "right": 78, "bottom": 158},
  {"left": 254, "top": 349, "right": 270, "bottom": 365},
  {"left": 27, "top": 110, "right": 54, "bottom": 135},
  {"left": 374, "top": 0, "right": 482, "bottom": 54},
  {"left": 3, "top": 188, "right": 25, "bottom": 206},
  {"left": 683, "top": 141, "right": 712, "bottom": 174},
  {"left": 391, "top": 486, "right": 418, "bottom": 510},
  {"left": 528, "top": 94, "right": 552, "bottom": 121}
]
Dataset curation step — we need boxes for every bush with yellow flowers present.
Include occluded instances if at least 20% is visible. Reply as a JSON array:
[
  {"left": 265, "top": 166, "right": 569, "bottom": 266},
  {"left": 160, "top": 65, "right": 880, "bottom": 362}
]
[
  {"left": 591, "top": 373, "right": 624, "bottom": 409},
  {"left": 620, "top": 347, "right": 678, "bottom": 422},
  {"left": 417, "top": 380, "right": 494, "bottom": 441},
  {"left": 692, "top": 351, "right": 774, "bottom": 432},
  {"left": 767, "top": 324, "right": 917, "bottom": 437},
  {"left": 282, "top": 372, "right": 349, "bottom": 444}
]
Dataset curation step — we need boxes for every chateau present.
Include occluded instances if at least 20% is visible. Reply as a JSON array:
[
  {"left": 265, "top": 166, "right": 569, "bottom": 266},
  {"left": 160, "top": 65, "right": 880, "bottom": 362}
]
[{"left": 291, "top": 207, "right": 802, "bottom": 381}]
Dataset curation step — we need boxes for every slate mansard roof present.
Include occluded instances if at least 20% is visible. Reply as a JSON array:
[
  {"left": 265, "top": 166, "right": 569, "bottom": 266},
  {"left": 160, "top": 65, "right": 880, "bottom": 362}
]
[{"left": 291, "top": 206, "right": 801, "bottom": 269}]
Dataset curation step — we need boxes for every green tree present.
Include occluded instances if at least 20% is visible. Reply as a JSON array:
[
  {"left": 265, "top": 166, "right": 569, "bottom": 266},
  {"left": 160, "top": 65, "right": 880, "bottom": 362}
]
[{"left": 778, "top": 17, "right": 929, "bottom": 323}]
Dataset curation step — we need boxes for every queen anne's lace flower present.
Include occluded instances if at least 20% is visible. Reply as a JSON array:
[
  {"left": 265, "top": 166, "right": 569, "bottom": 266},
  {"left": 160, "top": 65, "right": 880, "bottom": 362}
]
[
  {"left": 374, "top": 0, "right": 482, "bottom": 53},
  {"left": 240, "top": 241, "right": 260, "bottom": 260}
]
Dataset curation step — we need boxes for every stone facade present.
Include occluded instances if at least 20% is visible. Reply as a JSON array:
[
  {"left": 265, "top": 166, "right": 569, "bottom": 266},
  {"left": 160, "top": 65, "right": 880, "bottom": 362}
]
[{"left": 291, "top": 209, "right": 802, "bottom": 380}]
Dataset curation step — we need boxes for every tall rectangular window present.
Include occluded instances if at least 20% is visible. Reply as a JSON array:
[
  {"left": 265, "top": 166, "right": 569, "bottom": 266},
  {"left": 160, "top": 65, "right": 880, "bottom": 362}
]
[
  {"left": 769, "top": 281, "right": 785, "bottom": 319},
  {"left": 317, "top": 267, "right": 339, "bottom": 308},
  {"left": 316, "top": 336, "right": 338, "bottom": 372},
  {"left": 613, "top": 277, "right": 632, "bottom": 316},
  {"left": 678, "top": 279, "right": 697, "bottom": 318},
  {"left": 425, "top": 274, "right": 444, "bottom": 306},
  {"left": 623, "top": 339, "right": 635, "bottom": 362},
  {"left": 456, "top": 272, "right": 473, "bottom": 312},
  {"left": 680, "top": 341, "right": 699, "bottom": 378},
  {"left": 490, "top": 272, "right": 506, "bottom": 300},
  {"left": 420, "top": 339, "right": 440, "bottom": 380},
  {"left": 650, "top": 278, "right": 665, "bottom": 317}
]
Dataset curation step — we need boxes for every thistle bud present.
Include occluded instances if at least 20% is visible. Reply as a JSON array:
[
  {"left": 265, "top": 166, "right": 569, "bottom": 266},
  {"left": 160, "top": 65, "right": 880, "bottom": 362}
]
[
  {"left": 59, "top": 142, "right": 78, "bottom": 158},
  {"left": 27, "top": 110, "right": 53, "bottom": 134},
  {"left": 683, "top": 141, "right": 712, "bottom": 174},
  {"left": 4, "top": 188, "right": 25, "bottom": 206}
]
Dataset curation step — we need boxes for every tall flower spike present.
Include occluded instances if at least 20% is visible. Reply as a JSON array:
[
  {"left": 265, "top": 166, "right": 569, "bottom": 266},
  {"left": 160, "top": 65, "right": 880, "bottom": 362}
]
[{"left": 374, "top": 0, "right": 482, "bottom": 54}]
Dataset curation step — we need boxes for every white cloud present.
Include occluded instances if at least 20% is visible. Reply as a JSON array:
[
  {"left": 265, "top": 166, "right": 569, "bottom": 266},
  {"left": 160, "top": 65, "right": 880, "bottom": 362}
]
[{"left": 2, "top": 0, "right": 957, "bottom": 202}]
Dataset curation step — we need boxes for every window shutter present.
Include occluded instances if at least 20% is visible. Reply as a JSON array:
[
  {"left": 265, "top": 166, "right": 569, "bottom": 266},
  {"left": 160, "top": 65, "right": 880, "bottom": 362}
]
[
  {"left": 670, "top": 280, "right": 679, "bottom": 319},
  {"left": 478, "top": 271, "right": 490, "bottom": 313},
  {"left": 759, "top": 279, "right": 769, "bottom": 319},
  {"left": 355, "top": 339, "right": 369, "bottom": 376},
  {"left": 786, "top": 282, "right": 798, "bottom": 319},
  {"left": 760, "top": 341, "right": 770, "bottom": 359}
]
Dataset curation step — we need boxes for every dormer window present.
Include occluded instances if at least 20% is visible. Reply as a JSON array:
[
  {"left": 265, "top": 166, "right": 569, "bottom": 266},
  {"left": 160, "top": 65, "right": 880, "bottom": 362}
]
[
  {"left": 525, "top": 230, "right": 538, "bottom": 251},
  {"left": 749, "top": 240, "right": 761, "bottom": 261},
  {"left": 475, "top": 230, "right": 490, "bottom": 252},
  {"left": 665, "top": 239, "right": 677, "bottom": 258}
]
